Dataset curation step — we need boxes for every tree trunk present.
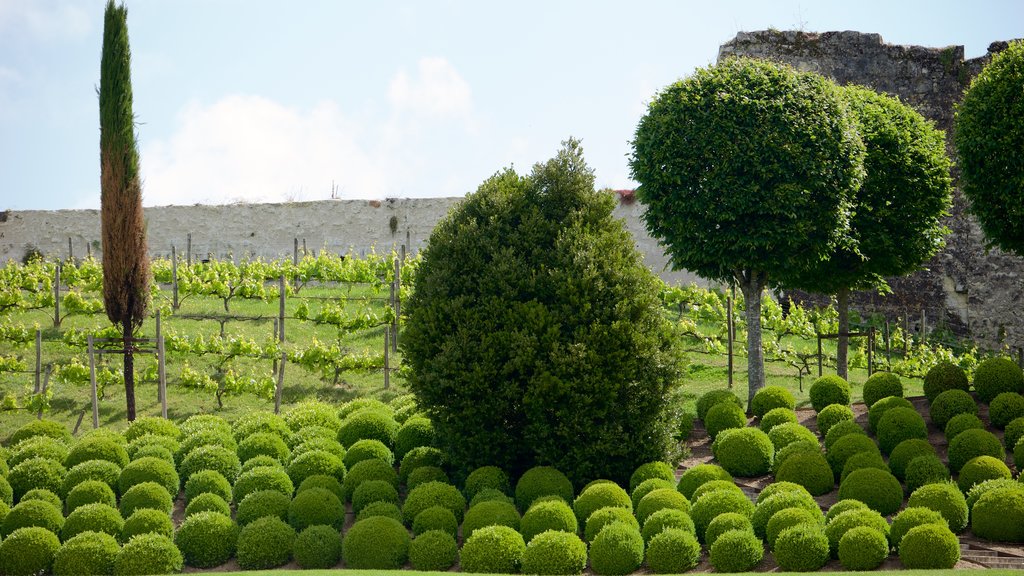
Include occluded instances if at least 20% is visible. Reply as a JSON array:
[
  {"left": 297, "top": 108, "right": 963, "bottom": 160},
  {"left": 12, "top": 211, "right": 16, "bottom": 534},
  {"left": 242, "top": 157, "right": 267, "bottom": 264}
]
[
  {"left": 739, "top": 272, "right": 766, "bottom": 412},
  {"left": 836, "top": 288, "right": 850, "bottom": 380},
  {"left": 123, "top": 324, "right": 136, "bottom": 421}
]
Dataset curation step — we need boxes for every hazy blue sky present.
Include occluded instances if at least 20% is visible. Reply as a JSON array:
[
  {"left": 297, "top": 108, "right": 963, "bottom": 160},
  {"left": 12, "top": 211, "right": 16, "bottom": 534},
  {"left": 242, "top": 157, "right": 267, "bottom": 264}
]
[{"left": 1, "top": 0, "right": 1021, "bottom": 210}]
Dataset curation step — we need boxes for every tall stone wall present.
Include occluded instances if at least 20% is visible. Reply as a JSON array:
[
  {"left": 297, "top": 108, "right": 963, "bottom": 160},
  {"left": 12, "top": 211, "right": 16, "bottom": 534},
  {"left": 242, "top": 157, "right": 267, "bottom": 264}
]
[{"left": 720, "top": 30, "right": 1024, "bottom": 350}]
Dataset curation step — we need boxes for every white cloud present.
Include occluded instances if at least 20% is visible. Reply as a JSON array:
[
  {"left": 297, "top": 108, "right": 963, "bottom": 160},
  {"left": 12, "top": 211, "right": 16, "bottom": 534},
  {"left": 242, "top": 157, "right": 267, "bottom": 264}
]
[
  {"left": 140, "top": 57, "right": 477, "bottom": 207},
  {"left": 0, "top": 0, "right": 91, "bottom": 41}
]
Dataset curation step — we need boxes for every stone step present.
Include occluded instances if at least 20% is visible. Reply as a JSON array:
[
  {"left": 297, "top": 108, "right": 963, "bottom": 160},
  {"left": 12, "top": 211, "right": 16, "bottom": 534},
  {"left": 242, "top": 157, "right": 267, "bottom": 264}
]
[
  {"left": 973, "top": 560, "right": 1024, "bottom": 569},
  {"left": 960, "top": 549, "right": 1000, "bottom": 557}
]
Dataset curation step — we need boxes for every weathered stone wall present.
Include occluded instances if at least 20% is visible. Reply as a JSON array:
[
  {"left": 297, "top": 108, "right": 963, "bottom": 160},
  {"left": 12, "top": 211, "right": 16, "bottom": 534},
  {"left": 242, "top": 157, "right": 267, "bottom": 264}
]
[
  {"left": 0, "top": 197, "right": 705, "bottom": 287},
  {"left": 720, "top": 30, "right": 1024, "bottom": 350}
]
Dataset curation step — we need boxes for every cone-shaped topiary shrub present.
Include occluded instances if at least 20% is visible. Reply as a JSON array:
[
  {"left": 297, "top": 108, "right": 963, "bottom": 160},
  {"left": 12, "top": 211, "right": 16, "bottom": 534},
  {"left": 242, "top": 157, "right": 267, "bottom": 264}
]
[
  {"left": 862, "top": 372, "right": 903, "bottom": 408},
  {"left": 293, "top": 524, "right": 342, "bottom": 569},
  {"left": 809, "top": 375, "right": 851, "bottom": 412}
]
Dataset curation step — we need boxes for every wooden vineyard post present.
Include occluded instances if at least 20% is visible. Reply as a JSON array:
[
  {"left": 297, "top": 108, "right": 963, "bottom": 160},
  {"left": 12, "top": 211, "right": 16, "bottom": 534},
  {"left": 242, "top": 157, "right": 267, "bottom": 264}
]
[
  {"left": 384, "top": 327, "right": 391, "bottom": 389},
  {"left": 171, "top": 245, "right": 179, "bottom": 310},
  {"left": 187, "top": 233, "right": 192, "bottom": 266},
  {"left": 53, "top": 263, "right": 61, "bottom": 328},
  {"left": 293, "top": 238, "right": 299, "bottom": 267},
  {"left": 272, "top": 319, "right": 279, "bottom": 374},
  {"left": 302, "top": 239, "right": 307, "bottom": 257},
  {"left": 274, "top": 351, "right": 286, "bottom": 414},
  {"left": 392, "top": 256, "right": 401, "bottom": 353},
  {"left": 37, "top": 367, "right": 50, "bottom": 420},
  {"left": 68, "top": 237, "right": 73, "bottom": 262},
  {"left": 920, "top": 309, "right": 927, "bottom": 344},
  {"left": 87, "top": 243, "right": 91, "bottom": 259},
  {"left": 726, "top": 295, "right": 734, "bottom": 389},
  {"left": 88, "top": 335, "right": 99, "bottom": 428},
  {"left": 156, "top": 311, "right": 167, "bottom": 418},
  {"left": 278, "top": 276, "right": 286, "bottom": 342},
  {"left": 35, "top": 329, "right": 42, "bottom": 392},
  {"left": 867, "top": 327, "right": 874, "bottom": 377},
  {"left": 903, "top": 314, "right": 910, "bottom": 355},
  {"left": 817, "top": 334, "right": 823, "bottom": 377}
]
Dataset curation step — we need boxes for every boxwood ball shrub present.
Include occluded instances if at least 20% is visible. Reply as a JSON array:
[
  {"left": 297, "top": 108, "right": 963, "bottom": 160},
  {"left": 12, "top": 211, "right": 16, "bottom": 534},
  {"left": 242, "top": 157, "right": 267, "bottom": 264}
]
[
  {"left": 122, "top": 508, "right": 174, "bottom": 541},
  {"left": 584, "top": 506, "right": 639, "bottom": 542},
  {"left": 0, "top": 526, "right": 61, "bottom": 576},
  {"left": 178, "top": 414, "right": 231, "bottom": 439},
  {"left": 1004, "top": 416, "right": 1024, "bottom": 450},
  {"left": 973, "top": 356, "right": 1024, "bottom": 403},
  {"left": 676, "top": 463, "right": 733, "bottom": 500},
  {"left": 470, "top": 488, "right": 515, "bottom": 508},
  {"left": 175, "top": 429, "right": 236, "bottom": 467},
  {"left": 343, "top": 439, "right": 394, "bottom": 468},
  {"left": 283, "top": 399, "right": 342, "bottom": 433},
  {"left": 907, "top": 482, "right": 968, "bottom": 533},
  {"left": 826, "top": 433, "right": 880, "bottom": 477},
  {"left": 641, "top": 508, "right": 695, "bottom": 543},
  {"left": 131, "top": 445, "right": 173, "bottom": 465},
  {"left": 841, "top": 451, "right": 890, "bottom": 484},
  {"left": 767, "top": 422, "right": 819, "bottom": 451},
  {"left": 838, "top": 468, "right": 903, "bottom": 516},
  {"left": 713, "top": 427, "right": 774, "bottom": 477},
  {"left": 65, "top": 437, "right": 129, "bottom": 470},
  {"left": 900, "top": 523, "right": 960, "bottom": 568},
  {"left": 766, "top": 507, "right": 822, "bottom": 549},
  {"left": 117, "top": 457, "right": 178, "bottom": 498},
  {"left": 750, "top": 491, "right": 818, "bottom": 538},
  {"left": 751, "top": 386, "right": 796, "bottom": 419},
  {"left": 520, "top": 529, "right": 587, "bottom": 575},
  {"left": 402, "top": 481, "right": 466, "bottom": 525},
  {"left": 237, "top": 432, "right": 290, "bottom": 466},
  {"left": 946, "top": 414, "right": 986, "bottom": 445},
  {"left": 971, "top": 485, "right": 1024, "bottom": 542},
  {"left": 888, "top": 439, "right": 936, "bottom": 481},
  {"left": 344, "top": 458, "right": 399, "bottom": 502},
  {"left": 337, "top": 406, "right": 401, "bottom": 450},
  {"left": 351, "top": 478, "right": 399, "bottom": 514},
  {"left": 948, "top": 428, "right": 1005, "bottom": 472},
  {"left": 183, "top": 469, "right": 232, "bottom": 504},
  {"left": 0, "top": 476, "right": 10, "bottom": 507},
  {"left": 775, "top": 451, "right": 834, "bottom": 496},
  {"left": 174, "top": 511, "right": 238, "bottom": 568},
  {"left": 824, "top": 499, "right": 868, "bottom": 524},
  {"left": 463, "top": 465, "right": 511, "bottom": 502},
  {"left": 862, "top": 372, "right": 903, "bottom": 409},
  {"left": 868, "top": 395, "right": 914, "bottom": 432},
  {"left": 905, "top": 454, "right": 951, "bottom": 493},
  {"left": 631, "top": 478, "right": 674, "bottom": 509},
  {"left": 63, "top": 459, "right": 120, "bottom": 497},
  {"left": 338, "top": 398, "right": 393, "bottom": 420},
  {"left": 412, "top": 505, "right": 459, "bottom": 537},
  {"left": 877, "top": 406, "right": 927, "bottom": 455},
  {"left": 824, "top": 419, "right": 866, "bottom": 451},
  {"left": 697, "top": 389, "right": 744, "bottom": 422},
  {"left": 11, "top": 437, "right": 70, "bottom": 469},
  {"left": 691, "top": 489, "right": 755, "bottom": 543},
  {"left": 124, "top": 417, "right": 181, "bottom": 444},
  {"left": 629, "top": 461, "right": 675, "bottom": 492},
  {"left": 889, "top": 506, "right": 946, "bottom": 552},
  {"left": 771, "top": 440, "right": 821, "bottom": 474},
  {"left": 773, "top": 524, "right": 830, "bottom": 571},
  {"left": 288, "top": 425, "right": 339, "bottom": 451},
  {"left": 235, "top": 515, "right": 296, "bottom": 570},
  {"left": 118, "top": 482, "right": 172, "bottom": 517},
  {"left": 571, "top": 482, "right": 629, "bottom": 525},
  {"left": 644, "top": 527, "right": 701, "bottom": 573},
  {"left": 240, "top": 456, "right": 283, "bottom": 475},
  {"left": 705, "top": 512, "right": 753, "bottom": 548},
  {"left": 288, "top": 486, "right": 344, "bottom": 531},
  {"left": 113, "top": 533, "right": 182, "bottom": 576},
  {"left": 589, "top": 521, "right": 645, "bottom": 575},
  {"left": 636, "top": 488, "right": 690, "bottom": 526},
  {"left": 62, "top": 502, "right": 123, "bottom": 541},
  {"left": 394, "top": 417, "right": 434, "bottom": 461},
  {"left": 127, "top": 434, "right": 179, "bottom": 462},
  {"left": 233, "top": 465, "right": 294, "bottom": 504},
  {"left": 520, "top": 499, "right": 577, "bottom": 542},
  {"left": 398, "top": 446, "right": 445, "bottom": 485},
  {"left": 297, "top": 473, "right": 344, "bottom": 502},
  {"left": 703, "top": 402, "right": 747, "bottom": 441},
  {"left": 759, "top": 407, "right": 798, "bottom": 432},
  {"left": 20, "top": 488, "right": 62, "bottom": 510},
  {"left": 824, "top": 508, "right": 889, "bottom": 556},
  {"left": 231, "top": 412, "right": 290, "bottom": 445},
  {"left": 8, "top": 419, "right": 72, "bottom": 447},
  {"left": 66, "top": 480, "right": 117, "bottom": 514},
  {"left": 462, "top": 500, "right": 521, "bottom": 539},
  {"left": 291, "top": 437, "right": 344, "bottom": 462},
  {"left": 837, "top": 526, "right": 888, "bottom": 570},
  {"left": 810, "top": 375, "right": 851, "bottom": 412},
  {"left": 357, "top": 501, "right": 403, "bottom": 523},
  {"left": 183, "top": 492, "right": 230, "bottom": 518},
  {"left": 514, "top": 466, "right": 574, "bottom": 511},
  {"left": 709, "top": 528, "right": 764, "bottom": 572},
  {"left": 287, "top": 449, "right": 345, "bottom": 488},
  {"left": 459, "top": 524, "right": 526, "bottom": 574},
  {"left": 236, "top": 489, "right": 290, "bottom": 527},
  {"left": 966, "top": 478, "right": 1020, "bottom": 512},
  {"left": 9, "top": 457, "right": 66, "bottom": 502},
  {"left": 407, "top": 465, "right": 448, "bottom": 490},
  {"left": 409, "top": 529, "right": 458, "bottom": 571},
  {"left": 2, "top": 499, "right": 63, "bottom": 538},
  {"left": 990, "top": 392, "right": 1024, "bottom": 428},
  {"left": 293, "top": 524, "right": 342, "bottom": 569},
  {"left": 930, "top": 388, "right": 978, "bottom": 431},
  {"left": 53, "top": 531, "right": 120, "bottom": 576},
  {"left": 923, "top": 361, "right": 970, "bottom": 401},
  {"left": 816, "top": 404, "right": 855, "bottom": 437},
  {"left": 957, "top": 455, "right": 1011, "bottom": 492}
]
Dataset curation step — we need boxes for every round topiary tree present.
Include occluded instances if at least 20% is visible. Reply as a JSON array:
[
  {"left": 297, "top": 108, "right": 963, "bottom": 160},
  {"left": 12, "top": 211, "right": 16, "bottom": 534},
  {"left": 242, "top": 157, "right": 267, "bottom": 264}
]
[
  {"left": 286, "top": 449, "right": 344, "bottom": 488},
  {"left": 809, "top": 375, "right": 851, "bottom": 412},
  {"left": 645, "top": 527, "right": 701, "bottom": 574},
  {"left": 2, "top": 499, "right": 64, "bottom": 538},
  {"left": 750, "top": 491, "right": 818, "bottom": 539},
  {"left": 930, "top": 389, "right": 978, "bottom": 431},
  {"left": 62, "top": 502, "right": 123, "bottom": 541},
  {"left": 840, "top": 452, "right": 889, "bottom": 482},
  {"left": 641, "top": 508, "right": 695, "bottom": 543},
  {"left": 750, "top": 386, "right": 796, "bottom": 420},
  {"left": 705, "top": 512, "right": 754, "bottom": 548},
  {"left": 67, "top": 480, "right": 117, "bottom": 514},
  {"left": 232, "top": 465, "right": 294, "bottom": 504},
  {"left": 459, "top": 524, "right": 526, "bottom": 574},
  {"left": 816, "top": 404, "right": 855, "bottom": 438},
  {"left": 775, "top": 451, "right": 834, "bottom": 496},
  {"left": 824, "top": 499, "right": 868, "bottom": 524},
  {"left": 862, "top": 372, "right": 903, "bottom": 409},
  {"left": 636, "top": 488, "right": 690, "bottom": 526},
  {"left": 398, "top": 446, "right": 445, "bottom": 485},
  {"left": 824, "top": 420, "right": 866, "bottom": 452},
  {"left": 767, "top": 423, "right": 819, "bottom": 452},
  {"left": 888, "top": 439, "right": 936, "bottom": 481},
  {"left": 837, "top": 468, "right": 903, "bottom": 516},
  {"left": 288, "top": 486, "right": 344, "bottom": 531},
  {"left": 904, "top": 454, "right": 952, "bottom": 494},
  {"left": 971, "top": 485, "right": 1024, "bottom": 542},
  {"left": 676, "top": 464, "right": 733, "bottom": 500},
  {"left": 773, "top": 441, "right": 823, "bottom": 475},
  {"left": 520, "top": 529, "right": 587, "bottom": 575},
  {"left": 691, "top": 489, "right": 755, "bottom": 543},
  {"left": 293, "top": 524, "right": 342, "bottom": 569},
  {"left": 709, "top": 528, "right": 764, "bottom": 572},
  {"left": 118, "top": 482, "right": 172, "bottom": 518},
  {"left": 408, "top": 529, "right": 458, "bottom": 571},
  {"left": 900, "top": 523, "right": 961, "bottom": 568},
  {"left": 826, "top": 433, "right": 880, "bottom": 477},
  {"left": 0, "top": 526, "right": 61, "bottom": 576},
  {"left": 462, "top": 500, "right": 521, "bottom": 540},
  {"left": 704, "top": 403, "right": 748, "bottom": 441},
  {"left": 773, "top": 524, "right": 829, "bottom": 571},
  {"left": 923, "top": 362, "right": 969, "bottom": 402},
  {"left": 759, "top": 408, "right": 798, "bottom": 432},
  {"left": 343, "top": 458, "right": 398, "bottom": 502},
  {"left": 712, "top": 427, "right": 774, "bottom": 477},
  {"left": 8, "top": 457, "right": 66, "bottom": 502},
  {"left": 945, "top": 413, "right": 986, "bottom": 442},
  {"left": 235, "top": 515, "right": 295, "bottom": 570},
  {"left": 1004, "top": 416, "right": 1024, "bottom": 450},
  {"left": 696, "top": 389, "right": 743, "bottom": 422},
  {"left": 237, "top": 432, "right": 290, "bottom": 466},
  {"left": 9, "top": 437, "right": 69, "bottom": 469},
  {"left": 463, "top": 466, "right": 511, "bottom": 502},
  {"left": 403, "top": 140, "right": 685, "bottom": 486},
  {"left": 402, "top": 481, "right": 466, "bottom": 525},
  {"left": 174, "top": 511, "right": 238, "bottom": 568},
  {"left": 122, "top": 508, "right": 174, "bottom": 541},
  {"left": 629, "top": 461, "right": 675, "bottom": 493},
  {"left": 520, "top": 499, "right": 577, "bottom": 543},
  {"left": 572, "top": 482, "right": 630, "bottom": 525},
  {"left": 183, "top": 492, "right": 230, "bottom": 518},
  {"left": 966, "top": 478, "right": 1020, "bottom": 512},
  {"left": 589, "top": 521, "right": 645, "bottom": 575},
  {"left": 837, "top": 525, "right": 888, "bottom": 570},
  {"left": 412, "top": 505, "right": 459, "bottom": 538},
  {"left": 824, "top": 508, "right": 889, "bottom": 557},
  {"left": 907, "top": 482, "right": 968, "bottom": 533},
  {"left": 876, "top": 406, "right": 927, "bottom": 455},
  {"left": 183, "top": 469, "right": 232, "bottom": 504},
  {"left": 514, "top": 466, "right": 574, "bottom": 512},
  {"left": 236, "top": 489, "right": 290, "bottom": 527},
  {"left": 54, "top": 530, "right": 121, "bottom": 576},
  {"left": 948, "top": 428, "right": 1005, "bottom": 472},
  {"left": 8, "top": 419, "right": 72, "bottom": 447},
  {"left": 393, "top": 417, "right": 434, "bottom": 462},
  {"left": 990, "top": 392, "right": 1024, "bottom": 428},
  {"left": 766, "top": 507, "right": 822, "bottom": 550},
  {"left": 584, "top": 506, "right": 639, "bottom": 543},
  {"left": 957, "top": 455, "right": 1012, "bottom": 492},
  {"left": 113, "top": 533, "right": 182, "bottom": 576},
  {"left": 974, "top": 358, "right": 1024, "bottom": 404},
  {"left": 117, "top": 457, "right": 178, "bottom": 497},
  {"left": 889, "top": 506, "right": 947, "bottom": 553},
  {"left": 337, "top": 410, "right": 399, "bottom": 450}
]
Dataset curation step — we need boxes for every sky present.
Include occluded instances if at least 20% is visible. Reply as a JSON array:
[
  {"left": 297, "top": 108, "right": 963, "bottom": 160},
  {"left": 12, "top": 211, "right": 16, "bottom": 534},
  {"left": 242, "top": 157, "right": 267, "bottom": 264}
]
[{"left": 0, "top": 1, "right": 1021, "bottom": 210}]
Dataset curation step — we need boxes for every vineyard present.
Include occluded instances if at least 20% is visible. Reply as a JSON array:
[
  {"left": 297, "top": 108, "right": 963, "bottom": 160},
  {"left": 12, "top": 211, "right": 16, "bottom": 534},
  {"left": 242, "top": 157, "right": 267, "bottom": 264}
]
[{"left": 0, "top": 250, "right": 990, "bottom": 440}]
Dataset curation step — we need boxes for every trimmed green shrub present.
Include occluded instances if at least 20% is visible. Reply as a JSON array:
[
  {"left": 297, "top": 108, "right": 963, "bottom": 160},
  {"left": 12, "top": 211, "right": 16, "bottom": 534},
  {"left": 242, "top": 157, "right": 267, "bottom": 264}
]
[
  {"left": 394, "top": 417, "right": 434, "bottom": 461},
  {"left": 54, "top": 530, "right": 120, "bottom": 576},
  {"left": 759, "top": 408, "right": 798, "bottom": 432},
  {"left": 907, "top": 482, "right": 968, "bottom": 532},
  {"left": 407, "top": 465, "right": 448, "bottom": 490},
  {"left": 296, "top": 474, "right": 344, "bottom": 502},
  {"left": 113, "top": 533, "right": 182, "bottom": 576},
  {"left": 826, "top": 433, "right": 880, "bottom": 476},
  {"left": 645, "top": 527, "right": 701, "bottom": 574},
  {"left": 589, "top": 521, "right": 644, "bottom": 575},
  {"left": 751, "top": 386, "right": 796, "bottom": 419},
  {"left": 629, "top": 461, "right": 675, "bottom": 493},
  {"left": 888, "top": 439, "right": 936, "bottom": 481},
  {"left": 775, "top": 451, "right": 834, "bottom": 495},
  {"left": 239, "top": 455, "right": 283, "bottom": 475},
  {"left": 62, "top": 502, "right": 122, "bottom": 541},
  {"left": 840, "top": 451, "right": 889, "bottom": 482},
  {"left": 122, "top": 508, "right": 174, "bottom": 541},
  {"left": 67, "top": 480, "right": 116, "bottom": 514},
  {"left": 705, "top": 402, "right": 747, "bottom": 440},
  {"left": 233, "top": 465, "right": 294, "bottom": 503},
  {"left": 343, "top": 438, "right": 394, "bottom": 469},
  {"left": 958, "top": 455, "right": 1012, "bottom": 492},
  {"left": 235, "top": 515, "right": 295, "bottom": 570},
  {"left": 126, "top": 434, "right": 179, "bottom": 462},
  {"left": 815, "top": 404, "right": 854, "bottom": 438},
  {"left": 463, "top": 500, "right": 521, "bottom": 540},
  {"left": 175, "top": 429, "right": 235, "bottom": 467},
  {"left": 337, "top": 410, "right": 399, "bottom": 449},
  {"left": 351, "top": 479, "right": 399, "bottom": 514},
  {"left": 398, "top": 446, "right": 445, "bottom": 485},
  {"left": 973, "top": 357, "right": 1024, "bottom": 403},
  {"left": 117, "top": 457, "right": 178, "bottom": 497},
  {"left": 868, "top": 395, "right": 913, "bottom": 432},
  {"left": 179, "top": 445, "right": 240, "bottom": 486},
  {"left": 520, "top": 499, "right": 576, "bottom": 543},
  {"left": 231, "top": 412, "right": 290, "bottom": 445},
  {"left": 63, "top": 459, "right": 120, "bottom": 497},
  {"left": 584, "top": 506, "right": 639, "bottom": 542},
  {"left": 691, "top": 489, "right": 754, "bottom": 543},
  {"left": 1017, "top": 436, "right": 1024, "bottom": 470},
  {"left": 1005, "top": 416, "right": 1024, "bottom": 450},
  {"left": 183, "top": 492, "right": 230, "bottom": 518},
  {"left": 131, "top": 444, "right": 173, "bottom": 465},
  {"left": 11, "top": 437, "right": 70, "bottom": 469},
  {"left": 966, "top": 478, "right": 1020, "bottom": 512},
  {"left": 971, "top": 485, "right": 1024, "bottom": 542},
  {"left": 990, "top": 392, "right": 1024, "bottom": 428},
  {"left": 402, "top": 481, "right": 466, "bottom": 525},
  {"left": 20, "top": 488, "right": 61, "bottom": 510},
  {"left": 697, "top": 389, "right": 743, "bottom": 422},
  {"left": 837, "top": 526, "right": 888, "bottom": 570},
  {"left": 771, "top": 440, "right": 821, "bottom": 475},
  {"left": 236, "top": 489, "right": 289, "bottom": 527},
  {"left": 713, "top": 427, "right": 774, "bottom": 477},
  {"left": 900, "top": 523, "right": 960, "bottom": 568},
  {"left": 709, "top": 528, "right": 764, "bottom": 572},
  {"left": 838, "top": 468, "right": 903, "bottom": 516},
  {"left": 183, "top": 469, "right": 231, "bottom": 504},
  {"left": 459, "top": 524, "right": 525, "bottom": 574},
  {"left": 174, "top": 511, "right": 238, "bottom": 568},
  {"left": 930, "top": 388, "right": 978, "bottom": 431},
  {"left": 356, "top": 501, "right": 400, "bottom": 523},
  {"left": 412, "top": 505, "right": 458, "bottom": 537},
  {"left": 8, "top": 419, "right": 72, "bottom": 447},
  {"left": 291, "top": 437, "right": 344, "bottom": 461},
  {"left": 343, "top": 458, "right": 398, "bottom": 502},
  {"left": 889, "top": 506, "right": 946, "bottom": 552},
  {"left": 862, "top": 372, "right": 903, "bottom": 408},
  {"left": 514, "top": 466, "right": 574, "bottom": 511},
  {"left": 824, "top": 508, "right": 889, "bottom": 556},
  {"left": 905, "top": 454, "right": 951, "bottom": 493},
  {"left": 767, "top": 422, "right": 818, "bottom": 451},
  {"left": 520, "top": 529, "right": 587, "bottom": 575},
  {"left": 124, "top": 417, "right": 180, "bottom": 444},
  {"left": 945, "top": 413, "right": 986, "bottom": 443},
  {"left": 810, "top": 375, "right": 851, "bottom": 412},
  {"left": 287, "top": 423, "right": 337, "bottom": 448},
  {"left": 824, "top": 499, "right": 868, "bottom": 524},
  {"left": 706, "top": 512, "right": 753, "bottom": 548},
  {"left": 691, "top": 480, "right": 744, "bottom": 503},
  {"left": 877, "top": 406, "right": 927, "bottom": 455},
  {"left": 923, "top": 361, "right": 969, "bottom": 402},
  {"left": 636, "top": 488, "right": 690, "bottom": 526},
  {"left": 750, "top": 491, "right": 819, "bottom": 538},
  {"left": 824, "top": 419, "right": 866, "bottom": 451},
  {"left": 293, "top": 524, "right": 342, "bottom": 569},
  {"left": 676, "top": 463, "right": 732, "bottom": 500},
  {"left": 0, "top": 526, "right": 61, "bottom": 576},
  {"left": 766, "top": 507, "right": 821, "bottom": 549},
  {"left": 9, "top": 457, "right": 66, "bottom": 502},
  {"left": 2, "top": 499, "right": 63, "bottom": 537},
  {"left": 179, "top": 414, "right": 231, "bottom": 439},
  {"left": 641, "top": 508, "right": 695, "bottom": 543},
  {"left": 283, "top": 399, "right": 342, "bottom": 432},
  {"left": 118, "top": 482, "right": 172, "bottom": 517},
  {"left": 948, "top": 428, "right": 1004, "bottom": 472},
  {"left": 463, "top": 465, "right": 511, "bottom": 502},
  {"left": 65, "top": 438, "right": 129, "bottom": 470},
  {"left": 631, "top": 478, "right": 674, "bottom": 510},
  {"left": 571, "top": 482, "right": 628, "bottom": 525},
  {"left": 757, "top": 480, "right": 812, "bottom": 504},
  {"left": 409, "top": 529, "right": 458, "bottom": 571},
  {"left": 288, "top": 486, "right": 343, "bottom": 531},
  {"left": 773, "top": 524, "right": 829, "bottom": 571},
  {"left": 338, "top": 398, "right": 393, "bottom": 420},
  {"left": 237, "top": 432, "right": 290, "bottom": 466},
  {"left": 470, "top": 487, "right": 515, "bottom": 508}
]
